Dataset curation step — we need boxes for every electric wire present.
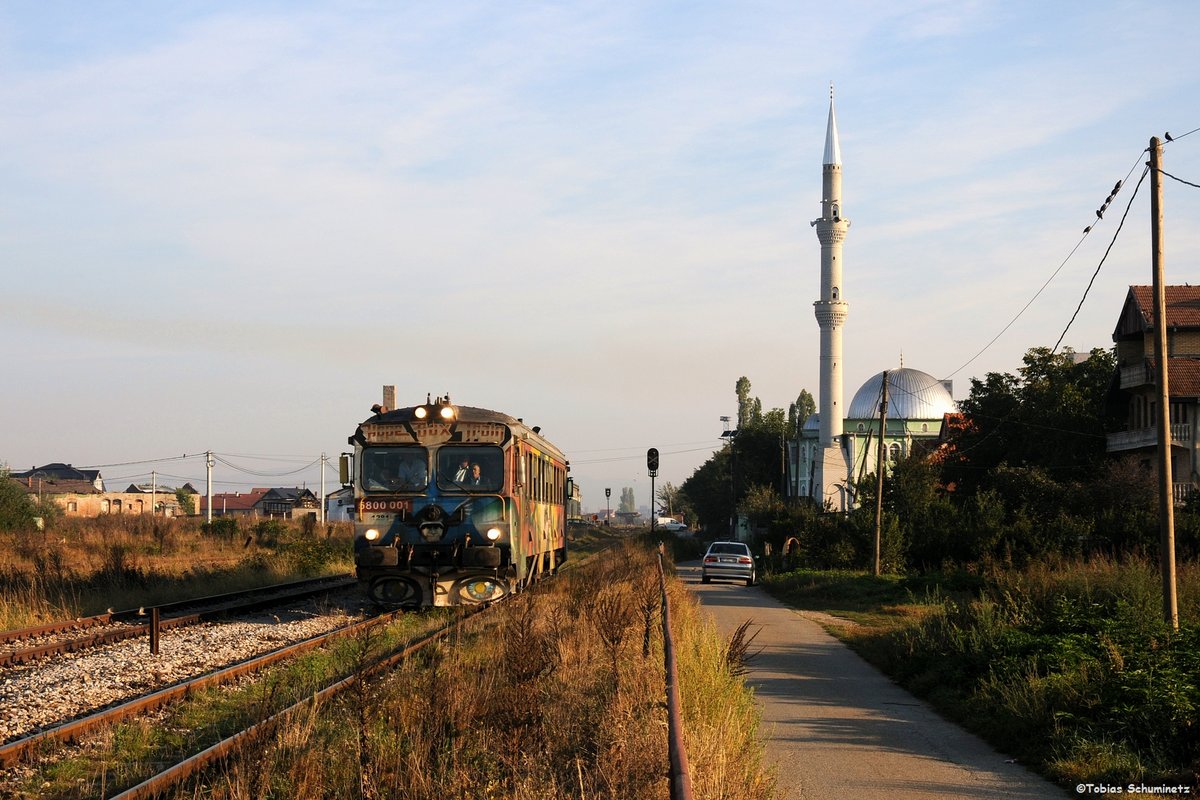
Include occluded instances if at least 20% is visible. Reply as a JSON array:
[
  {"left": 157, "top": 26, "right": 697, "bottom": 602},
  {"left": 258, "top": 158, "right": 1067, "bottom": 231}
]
[
  {"left": 1052, "top": 164, "right": 1149, "bottom": 353},
  {"left": 942, "top": 147, "right": 1148, "bottom": 381},
  {"left": 1159, "top": 169, "right": 1200, "bottom": 190}
]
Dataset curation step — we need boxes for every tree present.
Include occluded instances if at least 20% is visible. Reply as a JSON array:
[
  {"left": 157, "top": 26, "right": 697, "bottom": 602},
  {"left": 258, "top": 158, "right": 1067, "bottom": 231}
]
[
  {"left": 788, "top": 390, "right": 816, "bottom": 438},
  {"left": 175, "top": 488, "right": 196, "bottom": 516},
  {"left": 736, "top": 377, "right": 754, "bottom": 429},
  {"left": 656, "top": 481, "right": 690, "bottom": 519},
  {"left": 0, "top": 468, "right": 42, "bottom": 531},
  {"left": 941, "top": 347, "right": 1117, "bottom": 496},
  {"left": 618, "top": 487, "right": 637, "bottom": 514}
]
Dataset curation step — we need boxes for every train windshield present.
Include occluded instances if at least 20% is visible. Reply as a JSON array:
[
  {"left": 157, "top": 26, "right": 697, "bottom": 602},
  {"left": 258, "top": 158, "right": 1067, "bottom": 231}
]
[
  {"left": 437, "top": 446, "right": 503, "bottom": 492},
  {"left": 362, "top": 447, "right": 428, "bottom": 492}
]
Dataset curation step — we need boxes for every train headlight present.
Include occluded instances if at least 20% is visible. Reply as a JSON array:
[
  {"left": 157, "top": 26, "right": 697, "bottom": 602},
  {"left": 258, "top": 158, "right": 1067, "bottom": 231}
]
[
  {"left": 364, "top": 528, "right": 381, "bottom": 541},
  {"left": 439, "top": 405, "right": 456, "bottom": 420},
  {"left": 414, "top": 407, "right": 428, "bottom": 419},
  {"left": 486, "top": 527, "right": 502, "bottom": 541}
]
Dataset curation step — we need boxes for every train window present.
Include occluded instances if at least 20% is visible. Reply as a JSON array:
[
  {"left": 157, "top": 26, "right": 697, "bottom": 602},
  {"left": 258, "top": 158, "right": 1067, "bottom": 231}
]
[
  {"left": 436, "top": 446, "right": 503, "bottom": 492},
  {"left": 362, "top": 447, "right": 428, "bottom": 492}
]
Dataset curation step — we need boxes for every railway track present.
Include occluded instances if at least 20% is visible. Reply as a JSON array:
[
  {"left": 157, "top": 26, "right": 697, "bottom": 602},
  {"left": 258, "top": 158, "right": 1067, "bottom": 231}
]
[
  {"left": 0, "top": 604, "right": 415, "bottom": 770},
  {"left": 0, "top": 574, "right": 356, "bottom": 668}
]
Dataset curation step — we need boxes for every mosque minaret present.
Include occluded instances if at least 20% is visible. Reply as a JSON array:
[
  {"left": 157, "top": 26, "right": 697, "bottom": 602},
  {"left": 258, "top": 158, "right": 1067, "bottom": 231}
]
[
  {"left": 788, "top": 89, "right": 958, "bottom": 512},
  {"left": 811, "top": 88, "right": 852, "bottom": 508}
]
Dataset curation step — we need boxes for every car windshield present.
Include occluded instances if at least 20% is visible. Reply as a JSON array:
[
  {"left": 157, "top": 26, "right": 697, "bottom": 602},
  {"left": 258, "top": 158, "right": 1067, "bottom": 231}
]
[
  {"left": 436, "top": 446, "right": 503, "bottom": 493},
  {"left": 363, "top": 447, "right": 428, "bottom": 492},
  {"left": 708, "top": 543, "right": 749, "bottom": 555}
]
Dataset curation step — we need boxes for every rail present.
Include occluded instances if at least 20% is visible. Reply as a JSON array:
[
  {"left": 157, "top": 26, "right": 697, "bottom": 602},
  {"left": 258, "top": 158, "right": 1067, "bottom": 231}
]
[
  {"left": 0, "top": 574, "right": 357, "bottom": 667},
  {"left": 108, "top": 604, "right": 488, "bottom": 800},
  {"left": 657, "top": 544, "right": 694, "bottom": 800}
]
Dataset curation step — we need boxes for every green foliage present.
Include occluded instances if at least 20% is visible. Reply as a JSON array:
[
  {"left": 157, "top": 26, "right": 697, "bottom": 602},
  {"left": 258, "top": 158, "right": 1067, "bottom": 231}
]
[
  {"left": 942, "top": 347, "right": 1117, "bottom": 497},
  {"left": 850, "top": 562, "right": 1200, "bottom": 785},
  {"left": 202, "top": 517, "right": 239, "bottom": 542},
  {"left": 0, "top": 467, "right": 43, "bottom": 531},
  {"left": 788, "top": 390, "right": 816, "bottom": 439},
  {"left": 618, "top": 486, "right": 637, "bottom": 513},
  {"left": 174, "top": 488, "right": 195, "bottom": 516}
]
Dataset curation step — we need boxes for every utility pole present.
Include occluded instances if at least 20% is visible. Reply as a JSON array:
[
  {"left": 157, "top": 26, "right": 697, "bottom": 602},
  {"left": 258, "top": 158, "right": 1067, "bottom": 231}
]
[
  {"left": 873, "top": 371, "right": 888, "bottom": 577},
  {"left": 206, "top": 451, "right": 215, "bottom": 525},
  {"left": 151, "top": 471, "right": 157, "bottom": 517},
  {"left": 319, "top": 452, "right": 327, "bottom": 526},
  {"left": 1150, "top": 136, "right": 1179, "bottom": 630}
]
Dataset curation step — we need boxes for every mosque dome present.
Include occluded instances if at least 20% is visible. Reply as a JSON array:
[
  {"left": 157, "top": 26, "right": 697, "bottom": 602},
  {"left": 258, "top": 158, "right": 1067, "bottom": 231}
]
[{"left": 846, "top": 368, "right": 957, "bottom": 420}]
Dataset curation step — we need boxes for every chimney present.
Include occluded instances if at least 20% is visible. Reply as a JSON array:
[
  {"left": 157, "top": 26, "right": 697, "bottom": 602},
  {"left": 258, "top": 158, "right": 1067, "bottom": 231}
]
[{"left": 383, "top": 385, "right": 396, "bottom": 411}]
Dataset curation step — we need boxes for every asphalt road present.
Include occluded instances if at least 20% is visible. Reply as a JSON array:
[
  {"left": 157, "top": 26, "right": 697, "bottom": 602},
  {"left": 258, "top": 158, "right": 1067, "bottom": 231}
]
[{"left": 679, "top": 561, "right": 1068, "bottom": 799}]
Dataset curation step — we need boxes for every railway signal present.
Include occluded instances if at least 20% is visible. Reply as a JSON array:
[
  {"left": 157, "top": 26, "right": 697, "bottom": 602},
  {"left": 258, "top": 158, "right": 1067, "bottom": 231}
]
[{"left": 648, "top": 448, "right": 659, "bottom": 532}]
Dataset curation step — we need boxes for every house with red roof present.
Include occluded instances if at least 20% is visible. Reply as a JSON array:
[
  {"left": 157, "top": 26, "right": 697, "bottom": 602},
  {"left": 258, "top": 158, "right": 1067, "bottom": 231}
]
[{"left": 1108, "top": 285, "right": 1200, "bottom": 503}]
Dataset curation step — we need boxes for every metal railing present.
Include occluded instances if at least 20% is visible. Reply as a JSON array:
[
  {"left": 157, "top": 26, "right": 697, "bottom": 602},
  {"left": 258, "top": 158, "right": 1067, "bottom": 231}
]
[{"left": 657, "top": 545, "right": 695, "bottom": 800}]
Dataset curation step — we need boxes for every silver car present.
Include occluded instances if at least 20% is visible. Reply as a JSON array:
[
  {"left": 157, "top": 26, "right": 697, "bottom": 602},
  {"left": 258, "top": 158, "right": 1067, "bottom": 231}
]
[{"left": 701, "top": 541, "right": 756, "bottom": 585}]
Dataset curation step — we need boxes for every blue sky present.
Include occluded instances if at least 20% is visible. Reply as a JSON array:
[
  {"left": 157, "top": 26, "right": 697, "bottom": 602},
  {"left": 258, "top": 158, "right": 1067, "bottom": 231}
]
[{"left": 3, "top": 1, "right": 1199, "bottom": 510}]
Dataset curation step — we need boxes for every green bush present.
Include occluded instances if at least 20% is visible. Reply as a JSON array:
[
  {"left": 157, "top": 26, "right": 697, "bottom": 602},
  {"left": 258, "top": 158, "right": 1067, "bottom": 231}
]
[{"left": 0, "top": 469, "right": 43, "bottom": 532}]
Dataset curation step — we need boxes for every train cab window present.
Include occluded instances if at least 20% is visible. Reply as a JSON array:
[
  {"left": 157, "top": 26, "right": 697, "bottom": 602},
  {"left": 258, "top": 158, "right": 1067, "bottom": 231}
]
[
  {"left": 437, "top": 446, "right": 503, "bottom": 492},
  {"left": 363, "top": 447, "right": 428, "bottom": 492}
]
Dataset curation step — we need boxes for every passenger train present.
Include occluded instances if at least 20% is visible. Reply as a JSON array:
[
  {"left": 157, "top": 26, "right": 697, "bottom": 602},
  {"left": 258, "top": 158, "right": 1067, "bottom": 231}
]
[{"left": 343, "top": 394, "right": 570, "bottom": 607}]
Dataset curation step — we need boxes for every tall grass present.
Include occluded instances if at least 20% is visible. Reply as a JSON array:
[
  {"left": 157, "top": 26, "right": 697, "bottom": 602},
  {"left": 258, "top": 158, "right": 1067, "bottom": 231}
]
[
  {"left": 174, "top": 540, "right": 773, "bottom": 799},
  {"left": 0, "top": 516, "right": 354, "bottom": 629},
  {"left": 842, "top": 554, "right": 1200, "bottom": 787}
]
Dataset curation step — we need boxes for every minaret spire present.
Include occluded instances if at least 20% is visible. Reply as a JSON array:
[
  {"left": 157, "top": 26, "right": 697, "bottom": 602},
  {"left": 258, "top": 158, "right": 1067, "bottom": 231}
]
[{"left": 824, "top": 84, "right": 842, "bottom": 166}]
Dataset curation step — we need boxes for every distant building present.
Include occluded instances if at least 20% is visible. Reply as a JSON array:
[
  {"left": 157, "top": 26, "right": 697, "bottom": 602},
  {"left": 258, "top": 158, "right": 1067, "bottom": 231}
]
[
  {"left": 11, "top": 463, "right": 105, "bottom": 492},
  {"left": 325, "top": 486, "right": 355, "bottom": 522},
  {"left": 1107, "top": 285, "right": 1200, "bottom": 504},
  {"left": 198, "top": 487, "right": 320, "bottom": 519}
]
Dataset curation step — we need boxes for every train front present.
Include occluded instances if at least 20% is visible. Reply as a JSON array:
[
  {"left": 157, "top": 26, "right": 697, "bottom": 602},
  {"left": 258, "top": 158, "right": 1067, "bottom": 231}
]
[{"left": 346, "top": 396, "right": 515, "bottom": 607}]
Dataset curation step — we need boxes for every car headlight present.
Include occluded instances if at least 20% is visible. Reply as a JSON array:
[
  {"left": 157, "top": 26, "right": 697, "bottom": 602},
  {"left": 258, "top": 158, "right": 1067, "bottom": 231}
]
[{"left": 364, "top": 528, "right": 381, "bottom": 541}]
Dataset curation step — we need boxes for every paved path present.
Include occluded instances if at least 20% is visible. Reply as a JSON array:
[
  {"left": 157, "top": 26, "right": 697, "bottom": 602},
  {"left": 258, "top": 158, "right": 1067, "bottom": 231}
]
[{"left": 679, "top": 562, "right": 1067, "bottom": 799}]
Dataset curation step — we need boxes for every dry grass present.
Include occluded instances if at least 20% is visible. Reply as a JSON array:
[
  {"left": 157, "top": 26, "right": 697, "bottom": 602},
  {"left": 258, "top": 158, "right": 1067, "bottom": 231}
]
[
  {"left": 174, "top": 539, "right": 774, "bottom": 799},
  {"left": 0, "top": 515, "right": 355, "bottom": 629}
]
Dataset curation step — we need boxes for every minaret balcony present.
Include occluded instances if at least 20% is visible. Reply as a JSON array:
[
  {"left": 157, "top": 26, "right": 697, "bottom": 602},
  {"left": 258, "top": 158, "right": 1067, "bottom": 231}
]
[{"left": 813, "top": 302, "right": 848, "bottom": 327}]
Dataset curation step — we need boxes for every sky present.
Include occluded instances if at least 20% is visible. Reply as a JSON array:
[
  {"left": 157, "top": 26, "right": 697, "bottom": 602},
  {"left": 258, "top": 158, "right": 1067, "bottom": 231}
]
[{"left": 3, "top": 1, "right": 1200, "bottom": 513}]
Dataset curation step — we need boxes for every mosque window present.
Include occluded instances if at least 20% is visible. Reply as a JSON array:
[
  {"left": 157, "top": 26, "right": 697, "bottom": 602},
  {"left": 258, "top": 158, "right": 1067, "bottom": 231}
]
[
  {"left": 922, "top": 423, "right": 929, "bottom": 433},
  {"left": 888, "top": 443, "right": 901, "bottom": 463},
  {"left": 857, "top": 423, "right": 865, "bottom": 432},
  {"left": 832, "top": 287, "right": 840, "bottom": 300}
]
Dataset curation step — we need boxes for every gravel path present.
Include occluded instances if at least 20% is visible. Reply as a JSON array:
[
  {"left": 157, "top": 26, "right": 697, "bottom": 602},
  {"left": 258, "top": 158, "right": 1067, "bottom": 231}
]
[{"left": 0, "top": 597, "right": 367, "bottom": 744}]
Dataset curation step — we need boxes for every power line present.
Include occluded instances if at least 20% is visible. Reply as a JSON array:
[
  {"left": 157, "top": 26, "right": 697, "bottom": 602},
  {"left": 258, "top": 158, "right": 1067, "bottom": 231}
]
[
  {"left": 212, "top": 453, "right": 321, "bottom": 477},
  {"left": 1159, "top": 168, "right": 1200, "bottom": 190},
  {"left": 78, "top": 454, "right": 201, "bottom": 469},
  {"left": 1053, "top": 164, "right": 1150, "bottom": 353},
  {"left": 942, "top": 148, "right": 1147, "bottom": 381}
]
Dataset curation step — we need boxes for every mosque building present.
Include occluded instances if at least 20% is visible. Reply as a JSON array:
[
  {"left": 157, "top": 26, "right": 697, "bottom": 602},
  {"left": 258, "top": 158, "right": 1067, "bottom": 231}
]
[{"left": 788, "top": 91, "right": 958, "bottom": 511}]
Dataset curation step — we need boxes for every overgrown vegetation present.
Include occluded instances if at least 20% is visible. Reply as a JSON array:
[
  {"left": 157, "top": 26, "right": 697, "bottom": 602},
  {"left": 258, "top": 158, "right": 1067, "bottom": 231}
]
[
  {"left": 223, "top": 541, "right": 766, "bottom": 799},
  {"left": 763, "top": 558, "right": 1200, "bottom": 788},
  {"left": 0, "top": 514, "right": 353, "bottom": 629},
  {"left": 4, "top": 539, "right": 770, "bottom": 799}
]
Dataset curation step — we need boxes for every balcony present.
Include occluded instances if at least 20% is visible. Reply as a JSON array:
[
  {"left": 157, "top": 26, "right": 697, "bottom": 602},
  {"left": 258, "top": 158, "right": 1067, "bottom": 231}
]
[
  {"left": 1175, "top": 483, "right": 1194, "bottom": 505},
  {"left": 1106, "top": 423, "right": 1192, "bottom": 452},
  {"left": 1119, "top": 362, "right": 1154, "bottom": 389}
]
